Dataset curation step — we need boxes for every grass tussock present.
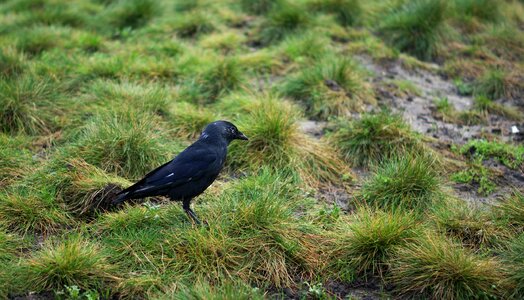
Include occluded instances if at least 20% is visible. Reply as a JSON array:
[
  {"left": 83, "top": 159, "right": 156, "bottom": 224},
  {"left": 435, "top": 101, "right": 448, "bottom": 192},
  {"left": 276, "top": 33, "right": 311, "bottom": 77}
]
[
  {"left": 502, "top": 232, "right": 524, "bottom": 298},
  {"left": 0, "top": 187, "right": 72, "bottom": 235},
  {"left": 169, "top": 102, "right": 216, "bottom": 139},
  {"left": 56, "top": 159, "right": 130, "bottom": 216},
  {"left": 13, "top": 236, "right": 119, "bottom": 292},
  {"left": 259, "top": 2, "right": 310, "bottom": 44},
  {"left": 308, "top": 0, "right": 362, "bottom": 27},
  {"left": 0, "top": 47, "right": 26, "bottom": 78},
  {"left": 329, "top": 208, "right": 419, "bottom": 280},
  {"left": 73, "top": 111, "right": 171, "bottom": 179},
  {"left": 493, "top": 191, "right": 524, "bottom": 232},
  {"left": 379, "top": 0, "right": 447, "bottom": 60},
  {"left": 330, "top": 111, "right": 421, "bottom": 167},
  {"left": 282, "top": 56, "right": 374, "bottom": 120},
  {"left": 0, "top": 75, "right": 58, "bottom": 135},
  {"left": 361, "top": 154, "right": 441, "bottom": 212},
  {"left": 431, "top": 198, "right": 509, "bottom": 249},
  {"left": 104, "top": 0, "right": 159, "bottom": 30},
  {"left": 389, "top": 232, "right": 504, "bottom": 299},
  {"left": 224, "top": 94, "right": 352, "bottom": 186}
]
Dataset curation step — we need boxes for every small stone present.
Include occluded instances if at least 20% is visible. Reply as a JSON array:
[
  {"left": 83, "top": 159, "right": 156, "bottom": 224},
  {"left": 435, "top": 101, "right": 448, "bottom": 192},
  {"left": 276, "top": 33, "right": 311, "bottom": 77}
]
[
  {"left": 511, "top": 125, "right": 520, "bottom": 134},
  {"left": 491, "top": 128, "right": 502, "bottom": 134}
]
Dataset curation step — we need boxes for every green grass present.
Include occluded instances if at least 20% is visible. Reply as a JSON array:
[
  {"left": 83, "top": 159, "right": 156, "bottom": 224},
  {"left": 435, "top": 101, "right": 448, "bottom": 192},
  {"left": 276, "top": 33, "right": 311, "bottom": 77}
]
[
  {"left": 329, "top": 208, "right": 419, "bottom": 280},
  {"left": 361, "top": 154, "right": 441, "bottom": 212},
  {"left": 308, "top": 0, "right": 363, "bottom": 27},
  {"left": 259, "top": 2, "right": 310, "bottom": 44},
  {"left": 72, "top": 111, "right": 173, "bottom": 179},
  {"left": 389, "top": 232, "right": 504, "bottom": 299},
  {"left": 12, "top": 236, "right": 119, "bottom": 293},
  {"left": 502, "top": 232, "right": 524, "bottom": 298},
  {"left": 223, "top": 93, "right": 352, "bottom": 186},
  {"left": 330, "top": 111, "right": 421, "bottom": 167},
  {"left": 0, "top": 75, "right": 58, "bottom": 135},
  {"left": 431, "top": 198, "right": 509, "bottom": 249},
  {"left": 0, "top": 0, "right": 522, "bottom": 298},
  {"left": 379, "top": 0, "right": 447, "bottom": 60},
  {"left": 281, "top": 56, "right": 374, "bottom": 120}
]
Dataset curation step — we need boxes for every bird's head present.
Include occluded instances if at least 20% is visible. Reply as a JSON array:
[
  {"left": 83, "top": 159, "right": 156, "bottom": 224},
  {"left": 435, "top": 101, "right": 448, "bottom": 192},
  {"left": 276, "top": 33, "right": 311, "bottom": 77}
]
[{"left": 201, "top": 120, "right": 248, "bottom": 143}]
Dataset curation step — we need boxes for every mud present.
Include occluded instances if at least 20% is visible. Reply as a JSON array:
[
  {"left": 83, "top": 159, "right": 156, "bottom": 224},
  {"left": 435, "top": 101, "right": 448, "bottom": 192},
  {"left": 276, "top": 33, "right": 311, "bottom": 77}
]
[{"left": 356, "top": 55, "right": 523, "bottom": 145}]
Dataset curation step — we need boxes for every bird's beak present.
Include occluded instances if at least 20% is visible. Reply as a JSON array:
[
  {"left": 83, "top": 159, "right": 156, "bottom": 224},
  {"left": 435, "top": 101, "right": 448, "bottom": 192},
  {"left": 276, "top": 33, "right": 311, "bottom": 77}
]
[{"left": 237, "top": 132, "right": 249, "bottom": 140}]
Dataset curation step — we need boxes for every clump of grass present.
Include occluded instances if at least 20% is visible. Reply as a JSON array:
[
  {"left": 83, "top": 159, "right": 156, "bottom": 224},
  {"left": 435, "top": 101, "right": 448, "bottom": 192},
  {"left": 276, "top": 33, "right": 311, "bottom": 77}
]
[
  {"left": 157, "top": 281, "right": 265, "bottom": 300},
  {"left": 0, "top": 187, "right": 72, "bottom": 235},
  {"left": 493, "top": 191, "right": 524, "bottom": 232},
  {"left": 379, "top": 0, "right": 447, "bottom": 60},
  {"left": 330, "top": 111, "right": 421, "bottom": 167},
  {"left": 240, "top": 0, "right": 278, "bottom": 15},
  {"left": 168, "top": 102, "right": 216, "bottom": 139},
  {"left": 431, "top": 198, "right": 508, "bottom": 249},
  {"left": 14, "top": 236, "right": 119, "bottom": 293},
  {"left": 474, "top": 68, "right": 520, "bottom": 100},
  {"left": 282, "top": 56, "right": 374, "bottom": 120},
  {"left": 502, "top": 233, "right": 524, "bottom": 298},
  {"left": 329, "top": 208, "right": 419, "bottom": 280},
  {"left": 0, "top": 75, "right": 57, "bottom": 135},
  {"left": 0, "top": 47, "right": 26, "bottom": 78},
  {"left": 280, "top": 32, "right": 330, "bottom": 62},
  {"left": 224, "top": 94, "right": 352, "bottom": 186},
  {"left": 454, "top": 0, "right": 501, "bottom": 23},
  {"left": 104, "top": 0, "right": 158, "bottom": 30},
  {"left": 361, "top": 154, "right": 441, "bottom": 212},
  {"left": 15, "top": 26, "right": 61, "bottom": 56},
  {"left": 184, "top": 58, "right": 243, "bottom": 104},
  {"left": 0, "top": 134, "right": 32, "bottom": 185},
  {"left": 73, "top": 111, "right": 171, "bottom": 179},
  {"left": 55, "top": 159, "right": 130, "bottom": 216},
  {"left": 473, "top": 95, "right": 522, "bottom": 120},
  {"left": 199, "top": 31, "right": 246, "bottom": 54},
  {"left": 308, "top": 0, "right": 362, "bottom": 27},
  {"left": 0, "top": 228, "right": 22, "bottom": 297},
  {"left": 259, "top": 2, "right": 310, "bottom": 44},
  {"left": 173, "top": 12, "right": 214, "bottom": 38},
  {"left": 389, "top": 232, "right": 504, "bottom": 299},
  {"left": 86, "top": 79, "right": 171, "bottom": 116}
]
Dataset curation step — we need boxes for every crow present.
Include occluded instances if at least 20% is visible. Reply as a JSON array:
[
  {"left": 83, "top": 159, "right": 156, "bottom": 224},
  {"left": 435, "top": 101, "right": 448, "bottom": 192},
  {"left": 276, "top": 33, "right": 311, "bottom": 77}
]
[{"left": 112, "top": 120, "right": 248, "bottom": 224}]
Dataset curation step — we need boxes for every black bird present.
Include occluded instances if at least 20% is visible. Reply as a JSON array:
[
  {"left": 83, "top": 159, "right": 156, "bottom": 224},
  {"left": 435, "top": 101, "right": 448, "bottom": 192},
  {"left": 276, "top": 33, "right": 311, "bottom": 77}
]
[{"left": 112, "top": 120, "right": 248, "bottom": 224}]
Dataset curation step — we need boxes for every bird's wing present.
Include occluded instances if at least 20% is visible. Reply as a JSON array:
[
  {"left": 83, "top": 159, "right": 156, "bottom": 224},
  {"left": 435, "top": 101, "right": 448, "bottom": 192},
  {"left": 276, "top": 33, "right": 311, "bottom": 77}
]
[{"left": 120, "top": 146, "right": 218, "bottom": 197}]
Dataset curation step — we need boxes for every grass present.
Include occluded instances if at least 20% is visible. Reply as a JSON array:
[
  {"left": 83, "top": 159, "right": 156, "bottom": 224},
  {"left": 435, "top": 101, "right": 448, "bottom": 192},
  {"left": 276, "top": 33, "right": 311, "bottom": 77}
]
[
  {"left": 72, "top": 111, "right": 172, "bottom": 179},
  {"left": 0, "top": 187, "right": 72, "bottom": 236},
  {"left": 493, "top": 191, "right": 524, "bottom": 232},
  {"left": 361, "top": 154, "right": 441, "bottom": 212},
  {"left": 223, "top": 93, "right": 352, "bottom": 186},
  {"left": 308, "top": 0, "right": 363, "bottom": 27},
  {"left": 0, "top": 0, "right": 523, "bottom": 298},
  {"left": 329, "top": 208, "right": 419, "bottom": 280},
  {"left": 12, "top": 236, "right": 119, "bottom": 292},
  {"left": 502, "top": 232, "right": 524, "bottom": 298},
  {"left": 379, "top": 0, "right": 447, "bottom": 60},
  {"left": 330, "top": 111, "right": 421, "bottom": 167},
  {"left": 431, "top": 198, "right": 509, "bottom": 249},
  {"left": 389, "top": 232, "right": 504, "bottom": 299},
  {"left": 259, "top": 2, "right": 310, "bottom": 44},
  {"left": 281, "top": 56, "right": 374, "bottom": 120},
  {"left": 0, "top": 75, "right": 58, "bottom": 135}
]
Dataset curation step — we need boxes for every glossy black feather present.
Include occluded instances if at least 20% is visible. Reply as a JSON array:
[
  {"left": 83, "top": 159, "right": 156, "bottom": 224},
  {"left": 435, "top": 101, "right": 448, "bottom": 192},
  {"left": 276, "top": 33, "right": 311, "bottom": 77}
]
[{"left": 112, "top": 121, "right": 247, "bottom": 207}]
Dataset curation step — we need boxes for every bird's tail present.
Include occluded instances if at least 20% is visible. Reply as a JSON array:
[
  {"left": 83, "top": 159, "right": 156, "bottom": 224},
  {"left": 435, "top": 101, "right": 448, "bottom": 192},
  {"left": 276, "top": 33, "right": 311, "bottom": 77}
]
[{"left": 111, "top": 191, "right": 130, "bottom": 206}]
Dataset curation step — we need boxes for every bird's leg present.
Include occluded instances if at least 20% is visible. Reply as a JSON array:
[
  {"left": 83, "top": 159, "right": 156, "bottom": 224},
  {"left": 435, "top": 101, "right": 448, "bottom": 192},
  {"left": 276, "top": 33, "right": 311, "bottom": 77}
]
[{"left": 183, "top": 200, "right": 201, "bottom": 225}]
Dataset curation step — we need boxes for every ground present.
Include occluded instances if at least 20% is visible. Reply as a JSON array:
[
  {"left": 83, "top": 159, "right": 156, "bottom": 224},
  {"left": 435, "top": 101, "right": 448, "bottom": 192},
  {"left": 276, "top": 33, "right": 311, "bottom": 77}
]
[{"left": 1, "top": 0, "right": 524, "bottom": 299}]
